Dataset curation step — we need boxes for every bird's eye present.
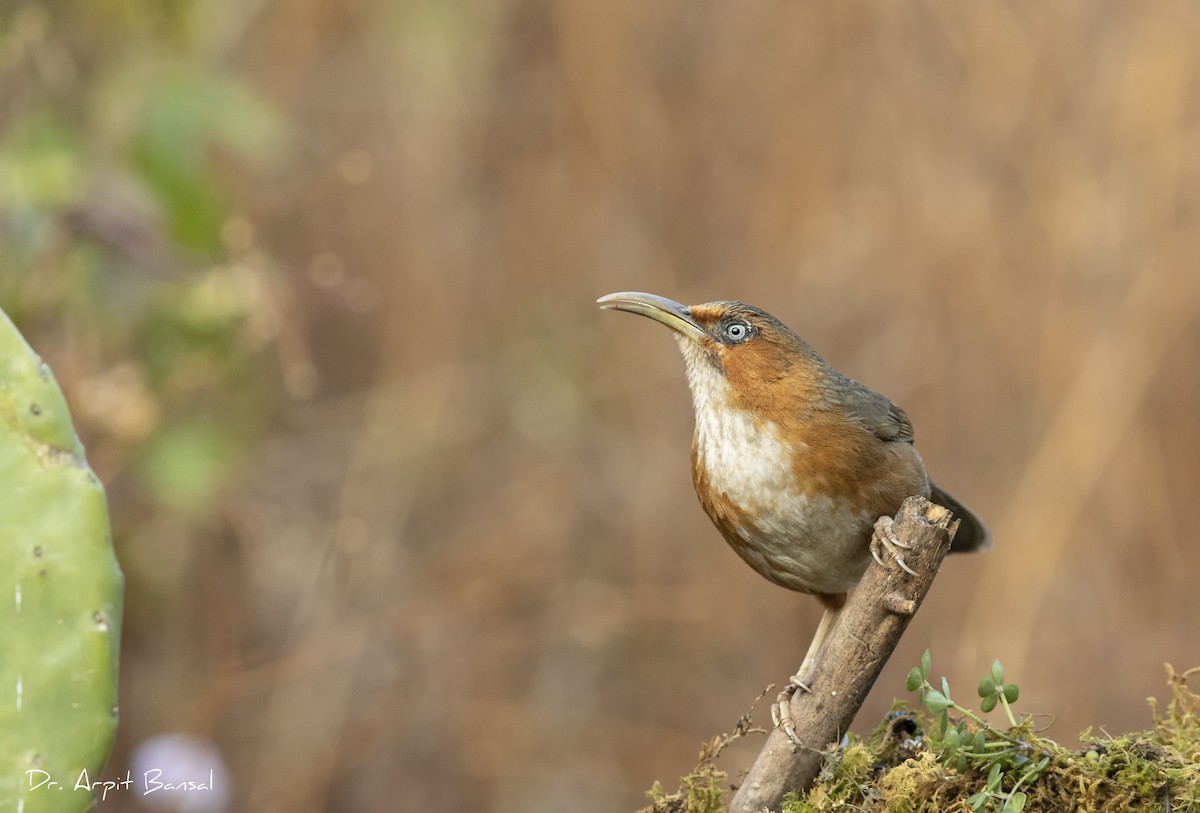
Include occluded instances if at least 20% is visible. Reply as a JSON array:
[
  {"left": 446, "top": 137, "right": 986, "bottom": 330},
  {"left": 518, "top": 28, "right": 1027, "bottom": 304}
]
[{"left": 723, "top": 321, "right": 752, "bottom": 343}]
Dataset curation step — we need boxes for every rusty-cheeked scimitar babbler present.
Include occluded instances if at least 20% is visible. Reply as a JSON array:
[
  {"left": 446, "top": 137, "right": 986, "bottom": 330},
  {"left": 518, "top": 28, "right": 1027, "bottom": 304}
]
[{"left": 597, "top": 292, "right": 990, "bottom": 743}]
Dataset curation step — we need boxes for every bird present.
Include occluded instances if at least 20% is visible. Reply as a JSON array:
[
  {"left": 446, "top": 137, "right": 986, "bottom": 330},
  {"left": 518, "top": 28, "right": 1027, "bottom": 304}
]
[{"left": 596, "top": 291, "right": 990, "bottom": 741}]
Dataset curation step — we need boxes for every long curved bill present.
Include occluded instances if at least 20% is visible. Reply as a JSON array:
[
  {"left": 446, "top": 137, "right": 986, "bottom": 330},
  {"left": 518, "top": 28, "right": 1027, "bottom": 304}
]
[{"left": 596, "top": 292, "right": 708, "bottom": 342}]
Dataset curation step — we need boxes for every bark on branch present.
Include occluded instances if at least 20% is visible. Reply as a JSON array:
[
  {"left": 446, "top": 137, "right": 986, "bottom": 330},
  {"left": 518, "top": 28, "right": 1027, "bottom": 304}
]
[{"left": 727, "top": 496, "right": 958, "bottom": 813}]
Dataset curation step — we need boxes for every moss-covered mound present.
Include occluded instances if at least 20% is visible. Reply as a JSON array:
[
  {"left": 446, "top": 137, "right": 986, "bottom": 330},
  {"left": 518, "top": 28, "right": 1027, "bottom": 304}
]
[{"left": 639, "top": 664, "right": 1200, "bottom": 813}]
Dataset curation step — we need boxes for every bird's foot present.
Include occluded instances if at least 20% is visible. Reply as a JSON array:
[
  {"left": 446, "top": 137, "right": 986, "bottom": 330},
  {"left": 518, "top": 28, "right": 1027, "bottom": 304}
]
[
  {"left": 770, "top": 671, "right": 813, "bottom": 747},
  {"left": 869, "top": 515, "right": 917, "bottom": 576}
]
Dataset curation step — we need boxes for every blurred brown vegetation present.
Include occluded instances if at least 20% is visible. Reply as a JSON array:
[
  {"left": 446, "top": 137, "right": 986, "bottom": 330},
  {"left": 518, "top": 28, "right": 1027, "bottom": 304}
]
[{"left": 3, "top": 1, "right": 1199, "bottom": 811}]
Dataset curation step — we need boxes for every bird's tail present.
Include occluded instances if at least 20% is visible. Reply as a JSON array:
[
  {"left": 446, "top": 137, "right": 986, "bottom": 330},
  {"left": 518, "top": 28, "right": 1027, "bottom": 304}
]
[{"left": 929, "top": 483, "right": 992, "bottom": 553}]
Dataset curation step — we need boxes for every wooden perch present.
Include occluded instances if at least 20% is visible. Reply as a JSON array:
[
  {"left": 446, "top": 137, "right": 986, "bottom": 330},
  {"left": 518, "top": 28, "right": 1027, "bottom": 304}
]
[{"left": 727, "top": 496, "right": 958, "bottom": 813}]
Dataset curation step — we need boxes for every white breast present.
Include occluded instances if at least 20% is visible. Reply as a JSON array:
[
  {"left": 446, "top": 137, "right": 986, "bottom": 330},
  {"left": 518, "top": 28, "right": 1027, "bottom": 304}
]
[{"left": 677, "top": 338, "right": 873, "bottom": 594}]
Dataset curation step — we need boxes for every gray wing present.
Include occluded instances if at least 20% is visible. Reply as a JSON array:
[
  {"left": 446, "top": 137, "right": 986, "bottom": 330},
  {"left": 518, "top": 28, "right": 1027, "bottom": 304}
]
[
  {"left": 839, "top": 380, "right": 992, "bottom": 553},
  {"left": 841, "top": 383, "right": 915, "bottom": 443}
]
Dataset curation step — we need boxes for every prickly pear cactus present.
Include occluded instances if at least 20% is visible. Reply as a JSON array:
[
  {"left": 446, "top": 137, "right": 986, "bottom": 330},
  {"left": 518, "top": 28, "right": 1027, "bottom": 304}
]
[{"left": 0, "top": 309, "right": 124, "bottom": 811}]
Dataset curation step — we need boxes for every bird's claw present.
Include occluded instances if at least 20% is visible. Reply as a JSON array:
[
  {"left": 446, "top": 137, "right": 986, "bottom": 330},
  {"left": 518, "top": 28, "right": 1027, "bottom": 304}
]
[
  {"left": 771, "top": 687, "right": 802, "bottom": 747},
  {"left": 788, "top": 674, "right": 813, "bottom": 692},
  {"left": 870, "top": 516, "right": 918, "bottom": 576},
  {"left": 771, "top": 672, "right": 813, "bottom": 748}
]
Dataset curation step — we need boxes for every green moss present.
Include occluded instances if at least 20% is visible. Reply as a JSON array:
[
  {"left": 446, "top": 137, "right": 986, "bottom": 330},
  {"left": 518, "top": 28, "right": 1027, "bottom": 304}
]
[
  {"left": 781, "top": 664, "right": 1200, "bottom": 813},
  {"left": 637, "top": 735, "right": 736, "bottom": 813},
  {"left": 638, "top": 665, "right": 1200, "bottom": 813},
  {"left": 780, "top": 742, "right": 878, "bottom": 813}
]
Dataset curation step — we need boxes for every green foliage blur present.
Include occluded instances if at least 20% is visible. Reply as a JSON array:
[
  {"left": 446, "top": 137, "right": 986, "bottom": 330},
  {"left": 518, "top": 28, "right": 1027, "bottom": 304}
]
[{"left": 0, "top": 2, "right": 289, "bottom": 518}]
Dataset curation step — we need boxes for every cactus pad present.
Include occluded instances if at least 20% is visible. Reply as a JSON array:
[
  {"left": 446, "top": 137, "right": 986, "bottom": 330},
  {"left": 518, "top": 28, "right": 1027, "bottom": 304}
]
[{"left": 0, "top": 309, "right": 124, "bottom": 811}]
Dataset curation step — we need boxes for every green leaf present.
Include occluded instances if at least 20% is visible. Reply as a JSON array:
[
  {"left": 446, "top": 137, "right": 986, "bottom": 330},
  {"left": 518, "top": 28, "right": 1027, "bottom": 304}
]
[
  {"left": 920, "top": 649, "right": 931, "bottom": 679},
  {"left": 136, "top": 416, "right": 240, "bottom": 513},
  {"left": 980, "top": 694, "right": 997, "bottom": 713},
  {"left": 907, "top": 667, "right": 923, "bottom": 692},
  {"left": 941, "top": 676, "right": 951, "bottom": 699},
  {"left": 130, "top": 69, "right": 288, "bottom": 251},
  {"left": 943, "top": 728, "right": 961, "bottom": 751},
  {"left": 978, "top": 674, "right": 997, "bottom": 698},
  {"left": 0, "top": 115, "right": 84, "bottom": 210},
  {"left": 924, "top": 689, "right": 950, "bottom": 714},
  {"left": 974, "top": 730, "right": 986, "bottom": 752},
  {"left": 1003, "top": 791, "right": 1027, "bottom": 813},
  {"left": 1026, "top": 756, "right": 1050, "bottom": 779},
  {"left": 992, "top": 659, "right": 1005, "bottom": 685},
  {"left": 1003, "top": 683, "right": 1020, "bottom": 703},
  {"left": 987, "top": 762, "right": 1003, "bottom": 790},
  {"left": 967, "top": 792, "right": 989, "bottom": 811}
]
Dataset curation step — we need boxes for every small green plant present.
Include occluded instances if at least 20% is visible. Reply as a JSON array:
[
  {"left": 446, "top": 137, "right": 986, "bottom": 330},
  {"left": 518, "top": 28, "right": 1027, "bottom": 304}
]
[
  {"left": 906, "top": 651, "right": 1055, "bottom": 813},
  {"left": 650, "top": 659, "right": 1200, "bottom": 812}
]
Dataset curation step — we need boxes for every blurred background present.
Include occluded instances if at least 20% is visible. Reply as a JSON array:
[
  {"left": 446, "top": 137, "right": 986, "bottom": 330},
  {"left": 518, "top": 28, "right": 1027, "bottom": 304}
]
[{"left": 2, "top": 1, "right": 1199, "bottom": 811}]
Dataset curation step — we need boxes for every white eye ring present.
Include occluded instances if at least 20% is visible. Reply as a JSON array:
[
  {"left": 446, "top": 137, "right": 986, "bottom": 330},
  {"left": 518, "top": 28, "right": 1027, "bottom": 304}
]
[{"left": 724, "top": 321, "right": 749, "bottom": 342}]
